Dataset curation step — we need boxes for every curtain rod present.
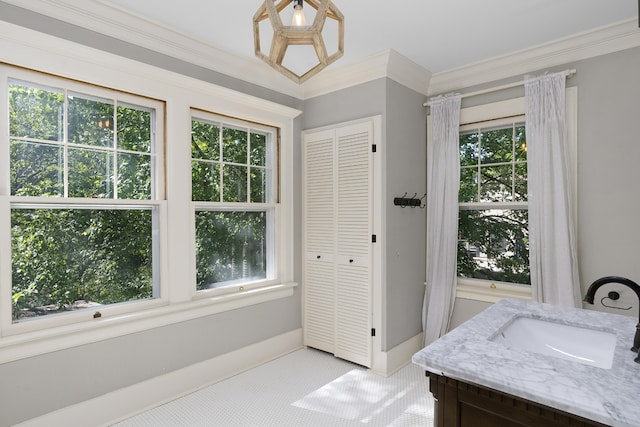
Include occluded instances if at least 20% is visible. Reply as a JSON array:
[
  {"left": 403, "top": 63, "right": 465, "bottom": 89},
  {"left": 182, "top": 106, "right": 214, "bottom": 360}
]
[{"left": 423, "top": 69, "right": 577, "bottom": 107}]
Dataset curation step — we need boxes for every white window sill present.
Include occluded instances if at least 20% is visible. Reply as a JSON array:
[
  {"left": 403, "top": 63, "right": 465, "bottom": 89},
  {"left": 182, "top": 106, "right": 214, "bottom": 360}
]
[
  {"left": 456, "top": 278, "right": 532, "bottom": 303},
  {"left": 0, "top": 282, "right": 297, "bottom": 364}
]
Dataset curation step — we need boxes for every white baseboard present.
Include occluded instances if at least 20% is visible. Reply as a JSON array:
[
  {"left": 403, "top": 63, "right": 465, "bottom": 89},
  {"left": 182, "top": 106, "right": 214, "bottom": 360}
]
[
  {"left": 16, "top": 328, "right": 304, "bottom": 427},
  {"left": 371, "top": 332, "right": 424, "bottom": 376}
]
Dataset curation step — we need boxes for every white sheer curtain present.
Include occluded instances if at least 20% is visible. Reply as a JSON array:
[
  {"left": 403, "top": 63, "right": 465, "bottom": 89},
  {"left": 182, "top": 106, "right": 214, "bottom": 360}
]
[
  {"left": 423, "top": 94, "right": 461, "bottom": 346},
  {"left": 525, "top": 72, "right": 581, "bottom": 307}
]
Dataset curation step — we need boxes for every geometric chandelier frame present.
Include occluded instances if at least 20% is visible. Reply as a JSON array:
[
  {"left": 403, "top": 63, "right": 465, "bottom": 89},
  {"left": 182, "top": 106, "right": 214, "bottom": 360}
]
[{"left": 253, "top": 0, "right": 344, "bottom": 84}]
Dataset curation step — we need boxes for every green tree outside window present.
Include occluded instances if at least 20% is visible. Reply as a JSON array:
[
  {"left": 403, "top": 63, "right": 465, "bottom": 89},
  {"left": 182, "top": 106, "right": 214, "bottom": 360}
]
[
  {"left": 8, "top": 79, "right": 158, "bottom": 321},
  {"left": 457, "top": 123, "right": 530, "bottom": 285}
]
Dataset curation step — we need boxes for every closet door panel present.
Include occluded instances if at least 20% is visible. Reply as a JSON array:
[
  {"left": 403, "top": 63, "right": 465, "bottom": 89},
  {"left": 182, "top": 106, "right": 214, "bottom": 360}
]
[
  {"left": 335, "top": 121, "right": 373, "bottom": 367},
  {"left": 335, "top": 263, "right": 371, "bottom": 366},
  {"left": 303, "top": 131, "right": 336, "bottom": 256},
  {"left": 304, "top": 259, "right": 335, "bottom": 353},
  {"left": 336, "top": 123, "right": 372, "bottom": 261},
  {"left": 303, "top": 119, "right": 375, "bottom": 368},
  {"left": 303, "top": 129, "right": 336, "bottom": 353},
  {"left": 335, "top": 254, "right": 367, "bottom": 266},
  {"left": 306, "top": 252, "right": 335, "bottom": 263}
]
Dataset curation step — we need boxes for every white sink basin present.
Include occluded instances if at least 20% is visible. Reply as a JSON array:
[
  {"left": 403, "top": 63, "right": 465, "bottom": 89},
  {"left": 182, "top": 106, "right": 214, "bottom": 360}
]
[{"left": 490, "top": 316, "right": 617, "bottom": 369}]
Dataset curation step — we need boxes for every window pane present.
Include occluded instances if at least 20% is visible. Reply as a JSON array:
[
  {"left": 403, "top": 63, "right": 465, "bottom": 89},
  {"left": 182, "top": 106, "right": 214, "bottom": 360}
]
[
  {"left": 68, "top": 148, "right": 114, "bottom": 198},
  {"left": 11, "top": 208, "right": 154, "bottom": 322},
  {"left": 480, "top": 126, "right": 514, "bottom": 164},
  {"left": 192, "top": 161, "right": 220, "bottom": 202},
  {"left": 118, "top": 153, "right": 151, "bottom": 199},
  {"left": 480, "top": 165, "right": 512, "bottom": 202},
  {"left": 250, "top": 167, "right": 267, "bottom": 203},
  {"left": 10, "top": 140, "right": 63, "bottom": 196},
  {"left": 9, "top": 82, "right": 64, "bottom": 141},
  {"left": 117, "top": 105, "right": 151, "bottom": 152},
  {"left": 457, "top": 209, "right": 530, "bottom": 284},
  {"left": 195, "top": 210, "right": 267, "bottom": 289},
  {"left": 222, "top": 126, "right": 248, "bottom": 164},
  {"left": 514, "top": 163, "right": 528, "bottom": 202},
  {"left": 223, "top": 164, "right": 248, "bottom": 202},
  {"left": 250, "top": 132, "right": 267, "bottom": 166},
  {"left": 68, "top": 94, "right": 114, "bottom": 147},
  {"left": 459, "top": 131, "right": 478, "bottom": 167},
  {"left": 459, "top": 167, "right": 478, "bottom": 203},
  {"left": 192, "top": 120, "right": 220, "bottom": 161},
  {"left": 514, "top": 124, "right": 527, "bottom": 162}
]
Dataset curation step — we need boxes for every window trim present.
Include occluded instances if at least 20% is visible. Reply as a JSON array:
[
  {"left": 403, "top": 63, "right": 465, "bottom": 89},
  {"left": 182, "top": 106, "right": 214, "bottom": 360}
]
[
  {"left": 458, "top": 117, "right": 530, "bottom": 288},
  {"left": 190, "top": 110, "right": 280, "bottom": 296},
  {"left": 0, "top": 23, "right": 301, "bottom": 363},
  {"left": 191, "top": 204, "right": 278, "bottom": 297},
  {"left": 0, "top": 279, "right": 297, "bottom": 363},
  {"left": 2, "top": 69, "right": 168, "bottom": 334},
  {"left": 3, "top": 200, "right": 170, "bottom": 336},
  {"left": 456, "top": 277, "right": 532, "bottom": 303},
  {"left": 445, "top": 88, "right": 578, "bottom": 303}
]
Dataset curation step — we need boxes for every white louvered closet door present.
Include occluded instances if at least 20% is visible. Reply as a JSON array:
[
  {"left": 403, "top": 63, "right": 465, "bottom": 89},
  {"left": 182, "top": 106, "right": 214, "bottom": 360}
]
[
  {"left": 302, "top": 129, "right": 336, "bottom": 354},
  {"left": 302, "top": 120, "right": 373, "bottom": 368},
  {"left": 335, "top": 122, "right": 373, "bottom": 367}
]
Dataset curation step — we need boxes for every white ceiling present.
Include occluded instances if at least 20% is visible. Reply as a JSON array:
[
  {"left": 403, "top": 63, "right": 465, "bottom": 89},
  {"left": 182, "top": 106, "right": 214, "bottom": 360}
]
[{"left": 102, "top": 0, "right": 638, "bottom": 75}]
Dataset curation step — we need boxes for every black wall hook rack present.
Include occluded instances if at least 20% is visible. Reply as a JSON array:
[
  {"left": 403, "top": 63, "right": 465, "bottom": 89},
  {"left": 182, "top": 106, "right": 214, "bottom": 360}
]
[{"left": 394, "top": 193, "right": 426, "bottom": 208}]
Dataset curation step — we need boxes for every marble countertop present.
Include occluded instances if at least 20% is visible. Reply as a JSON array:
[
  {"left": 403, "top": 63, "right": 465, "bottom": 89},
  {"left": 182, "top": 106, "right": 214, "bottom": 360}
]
[{"left": 412, "top": 298, "right": 640, "bottom": 427}]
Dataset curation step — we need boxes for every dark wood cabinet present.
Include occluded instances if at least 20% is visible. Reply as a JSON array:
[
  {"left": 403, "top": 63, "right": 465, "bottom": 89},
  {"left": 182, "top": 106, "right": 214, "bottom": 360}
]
[{"left": 428, "top": 373, "right": 609, "bottom": 427}]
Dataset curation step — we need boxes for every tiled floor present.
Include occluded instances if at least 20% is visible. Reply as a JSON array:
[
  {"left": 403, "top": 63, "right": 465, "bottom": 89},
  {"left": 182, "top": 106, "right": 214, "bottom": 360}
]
[{"left": 111, "top": 348, "right": 434, "bottom": 427}]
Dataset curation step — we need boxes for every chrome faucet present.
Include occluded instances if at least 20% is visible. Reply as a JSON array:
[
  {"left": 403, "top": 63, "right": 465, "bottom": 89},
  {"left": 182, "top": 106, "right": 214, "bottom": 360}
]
[{"left": 584, "top": 276, "right": 640, "bottom": 364}]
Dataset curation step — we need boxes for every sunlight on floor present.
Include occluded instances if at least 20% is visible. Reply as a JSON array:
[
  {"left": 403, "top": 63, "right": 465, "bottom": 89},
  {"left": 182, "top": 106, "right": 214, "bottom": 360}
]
[
  {"left": 113, "top": 348, "right": 434, "bottom": 426},
  {"left": 293, "top": 368, "right": 434, "bottom": 425}
]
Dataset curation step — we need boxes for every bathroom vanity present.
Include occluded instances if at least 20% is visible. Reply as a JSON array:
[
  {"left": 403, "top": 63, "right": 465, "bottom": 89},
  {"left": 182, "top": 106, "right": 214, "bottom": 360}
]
[{"left": 412, "top": 298, "right": 640, "bottom": 427}]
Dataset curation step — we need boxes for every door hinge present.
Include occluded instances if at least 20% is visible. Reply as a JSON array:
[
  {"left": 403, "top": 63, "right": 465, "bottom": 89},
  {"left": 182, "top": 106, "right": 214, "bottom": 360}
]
[
  {"left": 371, "top": 328, "right": 376, "bottom": 337},
  {"left": 372, "top": 234, "right": 377, "bottom": 243},
  {"left": 372, "top": 144, "right": 377, "bottom": 152}
]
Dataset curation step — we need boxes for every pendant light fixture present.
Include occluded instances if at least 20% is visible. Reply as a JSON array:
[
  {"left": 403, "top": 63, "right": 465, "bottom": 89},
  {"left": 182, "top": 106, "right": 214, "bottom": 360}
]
[{"left": 253, "top": 0, "right": 344, "bottom": 84}]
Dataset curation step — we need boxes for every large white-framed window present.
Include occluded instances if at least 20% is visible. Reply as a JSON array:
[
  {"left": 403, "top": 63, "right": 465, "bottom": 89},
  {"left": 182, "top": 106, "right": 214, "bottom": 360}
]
[
  {"left": 457, "top": 116, "right": 531, "bottom": 300},
  {"left": 0, "top": 67, "right": 166, "bottom": 334},
  {"left": 0, "top": 23, "right": 299, "bottom": 362},
  {"left": 454, "top": 90, "right": 577, "bottom": 302},
  {"left": 190, "top": 111, "right": 278, "bottom": 294}
]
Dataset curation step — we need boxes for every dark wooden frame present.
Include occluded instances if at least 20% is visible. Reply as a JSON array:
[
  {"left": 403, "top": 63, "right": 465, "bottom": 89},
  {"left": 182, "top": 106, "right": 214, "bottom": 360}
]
[{"left": 428, "top": 373, "right": 609, "bottom": 427}]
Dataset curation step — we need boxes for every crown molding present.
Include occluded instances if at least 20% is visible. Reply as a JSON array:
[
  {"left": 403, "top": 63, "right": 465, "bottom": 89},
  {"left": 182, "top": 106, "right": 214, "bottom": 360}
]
[
  {"left": 2, "top": 0, "right": 304, "bottom": 98},
  {"left": 2, "top": 0, "right": 431, "bottom": 100},
  {"left": 300, "top": 51, "right": 391, "bottom": 99},
  {"left": 301, "top": 49, "right": 431, "bottom": 99},
  {"left": 0, "top": 20, "right": 302, "bottom": 121},
  {"left": 429, "top": 19, "right": 640, "bottom": 96},
  {"left": 5, "top": 1, "right": 636, "bottom": 100},
  {"left": 385, "top": 49, "right": 432, "bottom": 96}
]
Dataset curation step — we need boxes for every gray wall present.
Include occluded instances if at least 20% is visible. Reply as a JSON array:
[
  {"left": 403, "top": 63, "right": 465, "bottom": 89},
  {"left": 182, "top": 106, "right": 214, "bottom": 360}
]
[
  {"left": 383, "top": 80, "right": 427, "bottom": 350},
  {"left": 302, "top": 78, "right": 428, "bottom": 351},
  {"left": 574, "top": 46, "right": 640, "bottom": 319},
  {"left": 448, "top": 46, "right": 640, "bottom": 327},
  {"left": 0, "top": 298, "right": 297, "bottom": 426},
  {"left": 301, "top": 79, "right": 387, "bottom": 129},
  {"left": 449, "top": 298, "right": 492, "bottom": 330},
  {"left": 0, "top": 4, "right": 303, "bottom": 426}
]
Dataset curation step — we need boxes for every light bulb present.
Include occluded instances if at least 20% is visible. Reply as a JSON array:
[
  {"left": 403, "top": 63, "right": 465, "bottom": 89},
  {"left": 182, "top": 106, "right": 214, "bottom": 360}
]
[{"left": 292, "top": 1, "right": 306, "bottom": 26}]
